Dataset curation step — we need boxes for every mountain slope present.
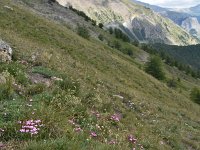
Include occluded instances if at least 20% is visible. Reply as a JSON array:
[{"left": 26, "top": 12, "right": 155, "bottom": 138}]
[
  {"left": 0, "top": 0, "right": 200, "bottom": 150},
  {"left": 56, "top": 0, "right": 199, "bottom": 45},
  {"left": 190, "top": 4, "right": 200, "bottom": 15},
  {"left": 133, "top": 1, "right": 200, "bottom": 39}
]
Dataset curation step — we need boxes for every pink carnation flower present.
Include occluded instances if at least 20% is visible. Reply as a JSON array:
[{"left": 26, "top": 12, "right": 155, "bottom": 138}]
[{"left": 90, "top": 131, "right": 97, "bottom": 137}]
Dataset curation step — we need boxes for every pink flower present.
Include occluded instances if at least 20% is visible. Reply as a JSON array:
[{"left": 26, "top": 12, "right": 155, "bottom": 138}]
[
  {"left": 90, "top": 131, "right": 97, "bottom": 137},
  {"left": 128, "top": 135, "right": 137, "bottom": 144},
  {"left": 74, "top": 127, "right": 82, "bottom": 132},
  {"left": 19, "top": 119, "right": 43, "bottom": 135},
  {"left": 110, "top": 113, "right": 121, "bottom": 122},
  {"left": 20, "top": 129, "right": 26, "bottom": 132},
  {"left": 91, "top": 111, "right": 101, "bottom": 118},
  {"left": 108, "top": 139, "right": 117, "bottom": 145},
  {"left": 35, "top": 120, "right": 41, "bottom": 123}
]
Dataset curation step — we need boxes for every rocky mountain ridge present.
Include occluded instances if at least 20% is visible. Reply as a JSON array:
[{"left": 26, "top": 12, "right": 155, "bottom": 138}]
[
  {"left": 133, "top": 0, "right": 200, "bottom": 39},
  {"left": 56, "top": 0, "right": 199, "bottom": 45}
]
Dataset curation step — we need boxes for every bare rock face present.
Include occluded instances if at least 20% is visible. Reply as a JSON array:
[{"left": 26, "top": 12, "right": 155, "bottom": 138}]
[
  {"left": 0, "top": 39, "right": 12, "bottom": 62},
  {"left": 181, "top": 17, "right": 200, "bottom": 38}
]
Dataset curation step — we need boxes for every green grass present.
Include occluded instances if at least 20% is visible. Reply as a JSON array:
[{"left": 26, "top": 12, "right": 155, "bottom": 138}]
[{"left": 0, "top": 0, "right": 200, "bottom": 150}]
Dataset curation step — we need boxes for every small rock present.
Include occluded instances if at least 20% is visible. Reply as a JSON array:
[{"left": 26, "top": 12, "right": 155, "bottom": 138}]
[
  {"left": 4, "top": 5, "right": 13, "bottom": 11},
  {"left": 51, "top": 76, "right": 63, "bottom": 81},
  {"left": 0, "top": 75, "right": 6, "bottom": 84},
  {"left": 113, "top": 95, "right": 124, "bottom": 99},
  {"left": 0, "top": 39, "right": 12, "bottom": 62}
]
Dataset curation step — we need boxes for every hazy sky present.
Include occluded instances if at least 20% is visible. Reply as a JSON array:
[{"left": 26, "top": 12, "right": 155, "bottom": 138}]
[{"left": 137, "top": 0, "right": 200, "bottom": 8}]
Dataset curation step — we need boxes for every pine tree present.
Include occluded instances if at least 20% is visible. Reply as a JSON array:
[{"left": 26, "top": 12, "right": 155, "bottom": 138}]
[{"left": 145, "top": 56, "right": 165, "bottom": 80}]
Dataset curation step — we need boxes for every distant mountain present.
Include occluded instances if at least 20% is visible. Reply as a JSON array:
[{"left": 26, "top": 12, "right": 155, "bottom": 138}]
[
  {"left": 181, "top": 17, "right": 200, "bottom": 38},
  {"left": 133, "top": 1, "right": 200, "bottom": 39},
  {"left": 131, "top": 0, "right": 168, "bottom": 12},
  {"left": 56, "top": 0, "right": 199, "bottom": 45},
  {"left": 190, "top": 4, "right": 200, "bottom": 15}
]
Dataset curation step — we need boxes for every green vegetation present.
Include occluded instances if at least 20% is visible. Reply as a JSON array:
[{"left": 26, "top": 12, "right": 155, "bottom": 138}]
[
  {"left": 77, "top": 25, "right": 90, "bottom": 39},
  {"left": 145, "top": 56, "right": 166, "bottom": 80},
  {"left": 108, "top": 27, "right": 130, "bottom": 42},
  {"left": 69, "top": 5, "right": 97, "bottom": 26},
  {"left": 190, "top": 87, "right": 200, "bottom": 104},
  {"left": 0, "top": 0, "right": 200, "bottom": 149},
  {"left": 142, "top": 44, "right": 200, "bottom": 78},
  {"left": 152, "top": 44, "right": 200, "bottom": 70},
  {"left": 32, "top": 66, "right": 60, "bottom": 78}
]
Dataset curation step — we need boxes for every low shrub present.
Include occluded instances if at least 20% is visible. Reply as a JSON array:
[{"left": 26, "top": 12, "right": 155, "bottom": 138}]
[
  {"left": 190, "top": 87, "right": 200, "bottom": 104},
  {"left": 77, "top": 26, "right": 90, "bottom": 40}
]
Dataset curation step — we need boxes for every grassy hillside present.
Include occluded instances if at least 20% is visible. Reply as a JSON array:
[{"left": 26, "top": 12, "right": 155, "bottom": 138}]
[{"left": 0, "top": 0, "right": 200, "bottom": 150}]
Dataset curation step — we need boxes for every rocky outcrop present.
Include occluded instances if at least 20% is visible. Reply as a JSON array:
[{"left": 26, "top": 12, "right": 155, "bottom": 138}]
[
  {"left": 181, "top": 17, "right": 200, "bottom": 38},
  {"left": 0, "top": 39, "right": 12, "bottom": 62}
]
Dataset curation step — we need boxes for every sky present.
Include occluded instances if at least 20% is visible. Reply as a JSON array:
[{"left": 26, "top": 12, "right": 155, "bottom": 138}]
[{"left": 137, "top": 0, "right": 200, "bottom": 8}]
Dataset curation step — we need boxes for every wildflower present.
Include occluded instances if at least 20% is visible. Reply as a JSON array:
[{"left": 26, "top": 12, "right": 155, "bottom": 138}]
[
  {"left": 0, "top": 128, "right": 5, "bottom": 132},
  {"left": 128, "top": 135, "right": 137, "bottom": 144},
  {"left": 26, "top": 104, "right": 32, "bottom": 107},
  {"left": 19, "top": 119, "right": 43, "bottom": 135},
  {"left": 91, "top": 111, "right": 101, "bottom": 118},
  {"left": 68, "top": 118, "right": 76, "bottom": 125},
  {"left": 96, "top": 124, "right": 101, "bottom": 130},
  {"left": 90, "top": 131, "right": 97, "bottom": 137},
  {"left": 35, "top": 120, "right": 41, "bottom": 123},
  {"left": 108, "top": 139, "right": 117, "bottom": 145},
  {"left": 0, "top": 143, "right": 5, "bottom": 148},
  {"left": 74, "top": 127, "right": 82, "bottom": 133},
  {"left": 110, "top": 113, "right": 121, "bottom": 122}
]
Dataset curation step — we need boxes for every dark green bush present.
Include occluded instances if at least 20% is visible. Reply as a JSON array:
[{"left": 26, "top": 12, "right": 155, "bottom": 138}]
[
  {"left": 77, "top": 26, "right": 90, "bottom": 39},
  {"left": 190, "top": 88, "right": 200, "bottom": 104},
  {"left": 167, "top": 78, "right": 179, "bottom": 88},
  {"left": 98, "top": 23, "right": 104, "bottom": 28},
  {"left": 145, "top": 56, "right": 165, "bottom": 80},
  {"left": 98, "top": 34, "right": 104, "bottom": 41}
]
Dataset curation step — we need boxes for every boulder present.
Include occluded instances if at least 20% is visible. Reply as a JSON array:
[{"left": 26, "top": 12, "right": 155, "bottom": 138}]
[{"left": 0, "top": 39, "right": 12, "bottom": 62}]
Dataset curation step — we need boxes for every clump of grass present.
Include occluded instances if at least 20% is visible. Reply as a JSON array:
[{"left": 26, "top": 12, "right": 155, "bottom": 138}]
[
  {"left": 32, "top": 66, "right": 60, "bottom": 78},
  {"left": 0, "top": 71, "right": 15, "bottom": 101},
  {"left": 55, "top": 78, "right": 80, "bottom": 96},
  {"left": 0, "top": 62, "right": 29, "bottom": 85},
  {"left": 26, "top": 83, "right": 46, "bottom": 96}
]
